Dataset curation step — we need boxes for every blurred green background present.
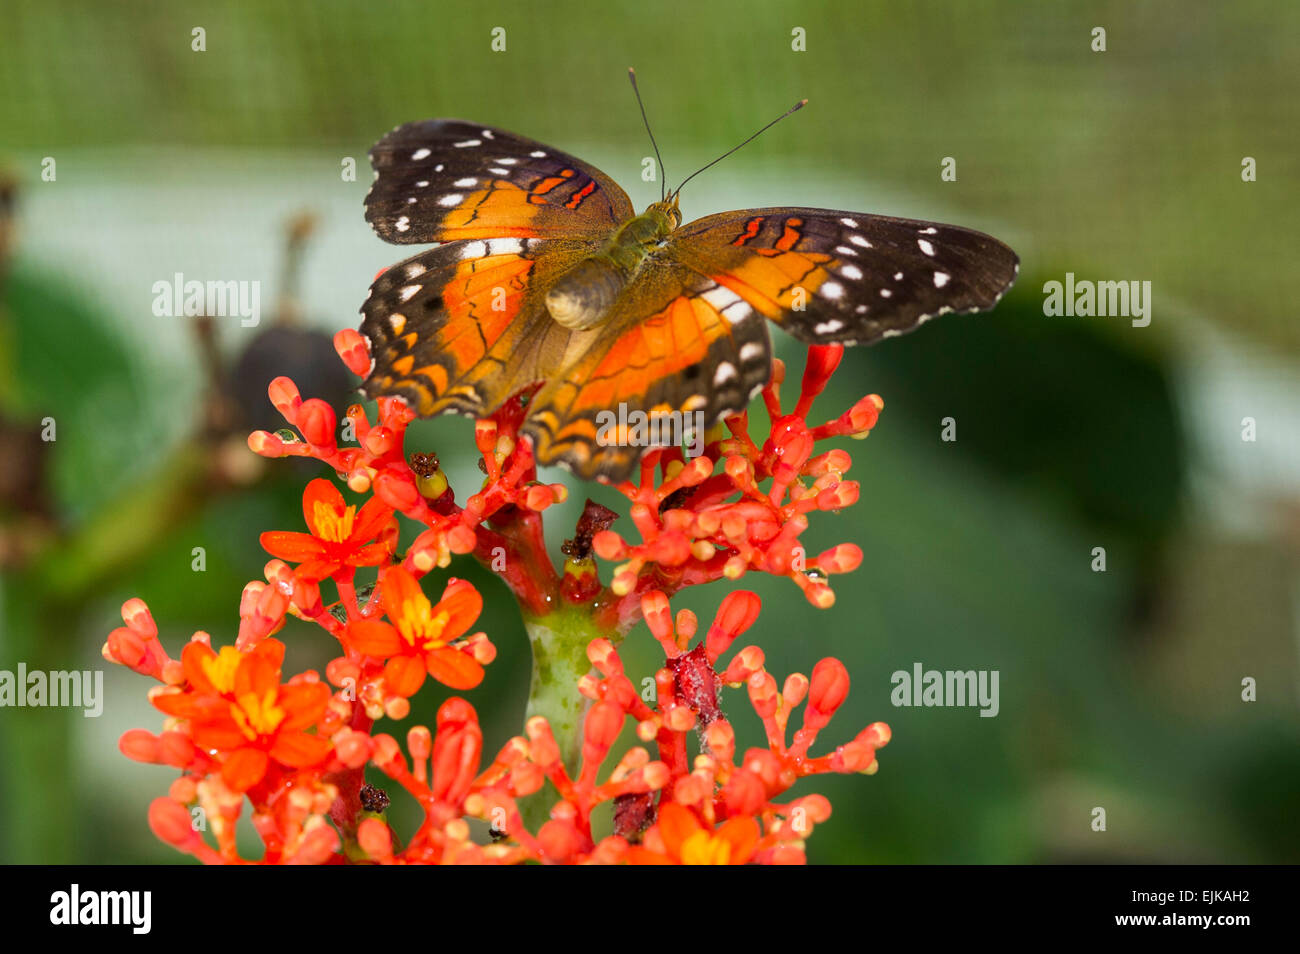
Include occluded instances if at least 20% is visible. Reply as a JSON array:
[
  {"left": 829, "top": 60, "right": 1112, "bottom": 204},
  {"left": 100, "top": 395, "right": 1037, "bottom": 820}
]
[{"left": 1, "top": 0, "right": 1297, "bottom": 864}]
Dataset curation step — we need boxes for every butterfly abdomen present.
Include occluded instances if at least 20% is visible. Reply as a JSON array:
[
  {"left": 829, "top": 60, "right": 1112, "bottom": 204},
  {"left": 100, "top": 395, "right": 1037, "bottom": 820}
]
[
  {"left": 545, "top": 258, "right": 627, "bottom": 331},
  {"left": 545, "top": 201, "right": 682, "bottom": 332}
]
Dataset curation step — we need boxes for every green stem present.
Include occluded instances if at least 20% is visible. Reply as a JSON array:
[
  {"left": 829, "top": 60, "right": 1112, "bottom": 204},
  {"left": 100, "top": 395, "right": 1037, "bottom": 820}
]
[{"left": 523, "top": 607, "right": 611, "bottom": 771}]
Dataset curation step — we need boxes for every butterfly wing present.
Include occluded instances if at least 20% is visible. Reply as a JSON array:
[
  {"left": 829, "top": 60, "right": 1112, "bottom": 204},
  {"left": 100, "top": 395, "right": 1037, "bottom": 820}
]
[
  {"left": 525, "top": 259, "right": 772, "bottom": 481},
  {"left": 666, "top": 208, "right": 1019, "bottom": 345},
  {"left": 360, "top": 238, "right": 591, "bottom": 418},
  {"left": 365, "top": 119, "right": 635, "bottom": 244}
]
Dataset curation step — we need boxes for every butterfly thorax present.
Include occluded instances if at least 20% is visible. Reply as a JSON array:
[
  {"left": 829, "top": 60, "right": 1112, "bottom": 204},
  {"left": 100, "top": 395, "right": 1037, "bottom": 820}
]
[{"left": 544, "top": 199, "right": 682, "bottom": 331}]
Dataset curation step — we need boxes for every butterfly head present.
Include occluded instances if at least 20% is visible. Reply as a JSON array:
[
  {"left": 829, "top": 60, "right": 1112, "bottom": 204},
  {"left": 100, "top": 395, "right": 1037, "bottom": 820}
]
[{"left": 645, "top": 195, "right": 682, "bottom": 232}]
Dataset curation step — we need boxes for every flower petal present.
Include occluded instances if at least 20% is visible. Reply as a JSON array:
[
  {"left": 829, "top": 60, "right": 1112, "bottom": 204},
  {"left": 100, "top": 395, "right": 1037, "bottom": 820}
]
[
  {"left": 625, "top": 846, "right": 675, "bottom": 865},
  {"left": 301, "top": 479, "right": 345, "bottom": 535},
  {"left": 349, "top": 496, "right": 394, "bottom": 545},
  {"left": 425, "top": 647, "right": 485, "bottom": 690},
  {"left": 293, "top": 558, "right": 340, "bottom": 583},
  {"left": 380, "top": 565, "right": 426, "bottom": 615},
  {"left": 179, "top": 642, "right": 219, "bottom": 694},
  {"left": 654, "top": 803, "right": 703, "bottom": 860},
  {"left": 384, "top": 654, "right": 427, "bottom": 697},
  {"left": 234, "top": 650, "right": 279, "bottom": 699},
  {"left": 221, "top": 747, "right": 269, "bottom": 792},
  {"left": 714, "top": 816, "right": 760, "bottom": 865},
  {"left": 260, "top": 531, "right": 326, "bottom": 562},
  {"left": 269, "top": 730, "right": 333, "bottom": 768},
  {"left": 349, "top": 542, "right": 392, "bottom": 567},
  {"left": 434, "top": 579, "right": 483, "bottom": 642},
  {"left": 345, "top": 620, "right": 403, "bottom": 658},
  {"left": 279, "top": 682, "right": 331, "bottom": 730}
]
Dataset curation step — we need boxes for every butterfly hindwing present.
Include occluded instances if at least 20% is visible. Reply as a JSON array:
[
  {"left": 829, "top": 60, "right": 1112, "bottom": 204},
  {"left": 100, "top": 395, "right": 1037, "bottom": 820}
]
[
  {"left": 525, "top": 259, "right": 772, "bottom": 481},
  {"left": 365, "top": 120, "right": 635, "bottom": 244},
  {"left": 667, "top": 208, "right": 1019, "bottom": 346},
  {"left": 360, "top": 238, "right": 592, "bottom": 418}
]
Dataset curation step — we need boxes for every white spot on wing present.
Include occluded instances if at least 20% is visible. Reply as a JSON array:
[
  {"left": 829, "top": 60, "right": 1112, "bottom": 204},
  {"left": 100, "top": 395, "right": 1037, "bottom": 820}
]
[
  {"left": 918, "top": 239, "right": 936, "bottom": 256},
  {"left": 919, "top": 227, "right": 938, "bottom": 234},
  {"left": 453, "top": 177, "right": 477, "bottom": 187},
  {"left": 850, "top": 235, "right": 872, "bottom": 248},
  {"left": 398, "top": 285, "right": 420, "bottom": 302},
  {"left": 438, "top": 193, "right": 463, "bottom": 207},
  {"left": 405, "top": 264, "right": 426, "bottom": 278},
  {"left": 395, "top": 216, "right": 410, "bottom": 232},
  {"left": 821, "top": 282, "right": 844, "bottom": 300},
  {"left": 934, "top": 271, "right": 951, "bottom": 287},
  {"left": 701, "top": 284, "right": 742, "bottom": 311},
  {"left": 836, "top": 245, "right": 858, "bottom": 257},
  {"left": 814, "top": 319, "right": 845, "bottom": 334},
  {"left": 840, "top": 217, "right": 859, "bottom": 227},
  {"left": 739, "top": 342, "right": 764, "bottom": 361},
  {"left": 879, "top": 288, "right": 892, "bottom": 298},
  {"left": 714, "top": 362, "right": 738, "bottom": 385},
  {"left": 530, "top": 150, "right": 546, "bottom": 158},
  {"left": 840, "top": 265, "right": 863, "bottom": 280},
  {"left": 454, "top": 139, "right": 481, "bottom": 148},
  {"left": 411, "top": 148, "right": 431, "bottom": 160}
]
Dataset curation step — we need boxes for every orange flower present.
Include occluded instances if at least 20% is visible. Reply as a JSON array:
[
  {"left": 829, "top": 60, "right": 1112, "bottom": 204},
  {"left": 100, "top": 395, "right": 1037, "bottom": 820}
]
[
  {"left": 628, "top": 803, "right": 760, "bottom": 865},
  {"left": 153, "top": 639, "right": 332, "bottom": 792},
  {"left": 345, "top": 566, "right": 485, "bottom": 694},
  {"left": 260, "top": 478, "right": 393, "bottom": 581}
]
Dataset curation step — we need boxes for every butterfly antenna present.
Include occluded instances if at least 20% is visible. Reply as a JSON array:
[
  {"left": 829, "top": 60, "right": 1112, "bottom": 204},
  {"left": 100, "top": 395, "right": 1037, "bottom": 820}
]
[
  {"left": 627, "top": 68, "right": 668, "bottom": 201},
  {"left": 671, "top": 99, "right": 807, "bottom": 200}
]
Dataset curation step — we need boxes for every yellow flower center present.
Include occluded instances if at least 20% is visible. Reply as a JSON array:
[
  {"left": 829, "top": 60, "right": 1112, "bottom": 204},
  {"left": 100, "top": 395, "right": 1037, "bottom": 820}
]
[
  {"left": 394, "top": 593, "right": 451, "bottom": 651},
  {"left": 200, "top": 646, "right": 243, "bottom": 694},
  {"left": 231, "top": 690, "right": 287, "bottom": 740},
  {"left": 679, "top": 830, "right": 733, "bottom": 865},
  {"left": 312, "top": 501, "right": 356, "bottom": 543}
]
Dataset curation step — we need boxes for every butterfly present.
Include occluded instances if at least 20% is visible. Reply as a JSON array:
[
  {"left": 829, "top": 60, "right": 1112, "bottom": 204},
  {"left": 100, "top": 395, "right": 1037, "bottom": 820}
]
[{"left": 359, "top": 78, "right": 1018, "bottom": 482}]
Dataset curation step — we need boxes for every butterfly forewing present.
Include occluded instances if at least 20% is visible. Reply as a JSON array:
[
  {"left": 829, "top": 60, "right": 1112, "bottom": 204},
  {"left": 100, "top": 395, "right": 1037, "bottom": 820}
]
[
  {"left": 667, "top": 209, "right": 1019, "bottom": 346},
  {"left": 365, "top": 120, "right": 634, "bottom": 244},
  {"left": 360, "top": 238, "right": 591, "bottom": 418}
]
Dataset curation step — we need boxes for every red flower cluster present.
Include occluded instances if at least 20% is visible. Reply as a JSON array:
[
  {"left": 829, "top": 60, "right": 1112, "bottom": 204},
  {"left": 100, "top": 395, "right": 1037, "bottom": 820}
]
[
  {"left": 105, "top": 329, "right": 893, "bottom": 864},
  {"left": 592, "top": 345, "right": 882, "bottom": 625}
]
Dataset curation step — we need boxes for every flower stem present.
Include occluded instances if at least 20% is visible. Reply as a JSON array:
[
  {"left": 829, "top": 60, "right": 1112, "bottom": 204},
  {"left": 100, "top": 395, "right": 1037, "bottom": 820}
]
[{"left": 522, "top": 606, "right": 611, "bottom": 775}]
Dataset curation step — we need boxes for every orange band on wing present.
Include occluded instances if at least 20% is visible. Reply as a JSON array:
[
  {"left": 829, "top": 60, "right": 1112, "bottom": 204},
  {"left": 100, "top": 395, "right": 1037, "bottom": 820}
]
[
  {"left": 439, "top": 183, "right": 543, "bottom": 239},
  {"left": 570, "top": 295, "right": 725, "bottom": 412},
  {"left": 438, "top": 254, "right": 533, "bottom": 373},
  {"left": 714, "top": 249, "right": 832, "bottom": 317}
]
